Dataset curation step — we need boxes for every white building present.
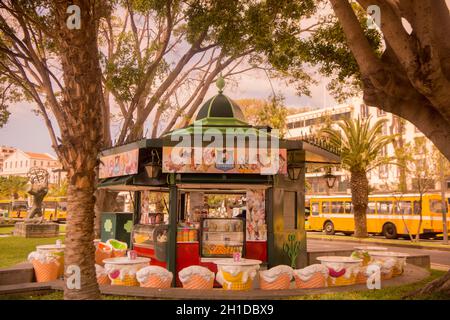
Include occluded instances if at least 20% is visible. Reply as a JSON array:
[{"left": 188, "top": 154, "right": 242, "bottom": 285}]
[
  {"left": 0, "top": 146, "right": 16, "bottom": 172},
  {"left": 0, "top": 149, "right": 65, "bottom": 185},
  {"left": 286, "top": 98, "right": 447, "bottom": 194}
]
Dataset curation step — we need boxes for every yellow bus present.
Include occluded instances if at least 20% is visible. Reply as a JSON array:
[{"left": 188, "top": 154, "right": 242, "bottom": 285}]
[
  {"left": 308, "top": 194, "right": 450, "bottom": 239},
  {"left": 0, "top": 199, "right": 28, "bottom": 218},
  {"left": 42, "top": 197, "right": 67, "bottom": 222},
  {"left": 0, "top": 197, "right": 67, "bottom": 222}
]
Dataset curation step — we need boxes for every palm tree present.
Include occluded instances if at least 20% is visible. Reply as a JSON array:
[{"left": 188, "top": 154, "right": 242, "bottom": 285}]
[
  {"left": 321, "top": 117, "right": 395, "bottom": 238},
  {"left": 0, "top": 176, "right": 28, "bottom": 200}
]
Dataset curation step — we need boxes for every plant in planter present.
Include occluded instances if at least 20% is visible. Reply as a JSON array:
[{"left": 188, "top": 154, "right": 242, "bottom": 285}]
[{"left": 283, "top": 234, "right": 301, "bottom": 269}]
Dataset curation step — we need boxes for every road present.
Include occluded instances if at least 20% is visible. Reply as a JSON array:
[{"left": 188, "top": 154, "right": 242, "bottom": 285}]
[{"left": 307, "top": 238, "right": 450, "bottom": 270}]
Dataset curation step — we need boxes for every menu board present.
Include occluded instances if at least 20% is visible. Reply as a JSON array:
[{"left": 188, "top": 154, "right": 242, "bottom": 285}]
[
  {"left": 99, "top": 149, "right": 138, "bottom": 178},
  {"left": 162, "top": 147, "right": 287, "bottom": 175}
]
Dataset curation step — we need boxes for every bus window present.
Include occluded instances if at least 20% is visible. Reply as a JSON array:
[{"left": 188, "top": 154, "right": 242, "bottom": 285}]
[
  {"left": 367, "top": 202, "right": 376, "bottom": 214},
  {"left": 377, "top": 201, "right": 394, "bottom": 214},
  {"left": 429, "top": 200, "right": 446, "bottom": 214},
  {"left": 395, "top": 201, "right": 412, "bottom": 215},
  {"left": 344, "top": 202, "right": 352, "bottom": 214},
  {"left": 413, "top": 201, "right": 421, "bottom": 214},
  {"left": 311, "top": 202, "right": 319, "bottom": 216},
  {"left": 321, "top": 202, "right": 331, "bottom": 214},
  {"left": 331, "top": 201, "right": 345, "bottom": 213}
]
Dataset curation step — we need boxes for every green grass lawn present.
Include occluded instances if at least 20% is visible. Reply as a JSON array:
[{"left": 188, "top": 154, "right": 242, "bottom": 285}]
[
  {"left": 290, "top": 270, "right": 449, "bottom": 300},
  {"left": 0, "top": 235, "right": 65, "bottom": 268}
]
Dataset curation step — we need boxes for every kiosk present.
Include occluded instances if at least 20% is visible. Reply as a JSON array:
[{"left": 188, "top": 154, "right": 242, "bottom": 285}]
[{"left": 98, "top": 81, "right": 340, "bottom": 286}]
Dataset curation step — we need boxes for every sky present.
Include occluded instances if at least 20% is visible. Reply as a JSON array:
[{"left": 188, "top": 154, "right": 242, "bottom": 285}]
[{"left": 0, "top": 68, "right": 339, "bottom": 156}]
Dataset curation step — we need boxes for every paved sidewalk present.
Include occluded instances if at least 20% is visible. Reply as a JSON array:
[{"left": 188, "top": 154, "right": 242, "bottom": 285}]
[{"left": 307, "top": 233, "right": 450, "bottom": 252}]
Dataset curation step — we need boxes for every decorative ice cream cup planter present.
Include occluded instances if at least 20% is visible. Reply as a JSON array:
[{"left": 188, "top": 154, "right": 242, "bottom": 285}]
[
  {"left": 36, "top": 241, "right": 65, "bottom": 277},
  {"left": 214, "top": 259, "right": 261, "bottom": 291},
  {"left": 95, "top": 264, "right": 111, "bottom": 285},
  {"left": 103, "top": 257, "right": 150, "bottom": 286},
  {"left": 317, "top": 256, "right": 362, "bottom": 287},
  {"left": 352, "top": 246, "right": 387, "bottom": 266},
  {"left": 293, "top": 264, "right": 329, "bottom": 289},
  {"left": 259, "top": 265, "right": 293, "bottom": 290},
  {"left": 136, "top": 266, "right": 173, "bottom": 288},
  {"left": 179, "top": 266, "right": 215, "bottom": 289},
  {"left": 95, "top": 242, "right": 113, "bottom": 266},
  {"left": 106, "top": 239, "right": 128, "bottom": 257},
  {"left": 368, "top": 251, "right": 409, "bottom": 276},
  {"left": 28, "top": 251, "right": 61, "bottom": 282}
]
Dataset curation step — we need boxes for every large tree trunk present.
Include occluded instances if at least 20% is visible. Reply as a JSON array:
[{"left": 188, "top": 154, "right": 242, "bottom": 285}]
[
  {"left": 53, "top": 1, "right": 106, "bottom": 300},
  {"left": 350, "top": 170, "right": 369, "bottom": 238},
  {"left": 405, "top": 270, "right": 450, "bottom": 297},
  {"left": 65, "top": 181, "right": 99, "bottom": 299},
  {"left": 329, "top": 0, "right": 450, "bottom": 161}
]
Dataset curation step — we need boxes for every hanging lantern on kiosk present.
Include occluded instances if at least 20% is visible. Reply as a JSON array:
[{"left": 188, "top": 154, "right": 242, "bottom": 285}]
[{"left": 145, "top": 149, "right": 161, "bottom": 178}]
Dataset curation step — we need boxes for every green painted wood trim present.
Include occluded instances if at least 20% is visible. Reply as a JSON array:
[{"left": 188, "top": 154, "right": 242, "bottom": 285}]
[{"left": 167, "top": 183, "right": 178, "bottom": 286}]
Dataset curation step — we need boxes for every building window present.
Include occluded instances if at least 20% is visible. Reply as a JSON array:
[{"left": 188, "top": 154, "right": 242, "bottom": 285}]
[
  {"left": 41, "top": 161, "right": 43, "bottom": 166},
  {"left": 360, "top": 104, "right": 369, "bottom": 119},
  {"left": 379, "top": 164, "right": 389, "bottom": 179},
  {"left": 25, "top": 160, "right": 28, "bottom": 167},
  {"left": 20, "top": 160, "right": 22, "bottom": 167},
  {"left": 34, "top": 160, "right": 37, "bottom": 166},
  {"left": 15, "top": 161, "right": 17, "bottom": 168},
  {"left": 377, "top": 108, "right": 386, "bottom": 117},
  {"left": 447, "top": 180, "right": 450, "bottom": 190}
]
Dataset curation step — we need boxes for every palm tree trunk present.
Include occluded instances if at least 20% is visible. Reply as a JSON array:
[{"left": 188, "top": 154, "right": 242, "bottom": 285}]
[
  {"left": 64, "top": 181, "right": 100, "bottom": 300},
  {"left": 351, "top": 170, "right": 368, "bottom": 238}
]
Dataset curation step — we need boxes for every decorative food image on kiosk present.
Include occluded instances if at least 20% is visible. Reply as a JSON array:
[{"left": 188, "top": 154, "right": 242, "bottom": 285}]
[
  {"left": 246, "top": 190, "right": 267, "bottom": 241},
  {"left": 99, "top": 148, "right": 139, "bottom": 179},
  {"left": 162, "top": 147, "right": 287, "bottom": 175}
]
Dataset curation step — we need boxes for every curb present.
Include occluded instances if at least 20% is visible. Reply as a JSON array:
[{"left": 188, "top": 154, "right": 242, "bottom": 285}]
[
  {"left": 0, "top": 265, "right": 430, "bottom": 300},
  {"left": 307, "top": 235, "right": 450, "bottom": 252}
]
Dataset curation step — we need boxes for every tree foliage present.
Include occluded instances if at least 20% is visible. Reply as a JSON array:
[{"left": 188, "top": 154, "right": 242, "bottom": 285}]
[
  {"left": 237, "top": 95, "right": 288, "bottom": 137},
  {"left": 0, "top": 176, "right": 28, "bottom": 199},
  {"left": 321, "top": 117, "right": 395, "bottom": 173}
]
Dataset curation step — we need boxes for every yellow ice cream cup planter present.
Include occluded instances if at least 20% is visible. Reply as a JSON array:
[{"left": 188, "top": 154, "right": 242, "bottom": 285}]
[
  {"left": 214, "top": 258, "right": 261, "bottom": 291},
  {"left": 103, "top": 257, "right": 150, "bottom": 286},
  {"left": 368, "top": 251, "right": 409, "bottom": 277},
  {"left": 317, "top": 256, "right": 362, "bottom": 287},
  {"left": 36, "top": 241, "right": 65, "bottom": 278}
]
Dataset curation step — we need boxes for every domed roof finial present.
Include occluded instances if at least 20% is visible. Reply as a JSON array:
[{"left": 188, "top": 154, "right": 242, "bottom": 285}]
[{"left": 216, "top": 74, "right": 225, "bottom": 93}]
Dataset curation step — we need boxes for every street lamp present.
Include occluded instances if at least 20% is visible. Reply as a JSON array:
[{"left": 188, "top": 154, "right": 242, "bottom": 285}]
[
  {"left": 145, "top": 149, "right": 161, "bottom": 178},
  {"left": 287, "top": 165, "right": 303, "bottom": 181},
  {"left": 323, "top": 168, "right": 337, "bottom": 189}
]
